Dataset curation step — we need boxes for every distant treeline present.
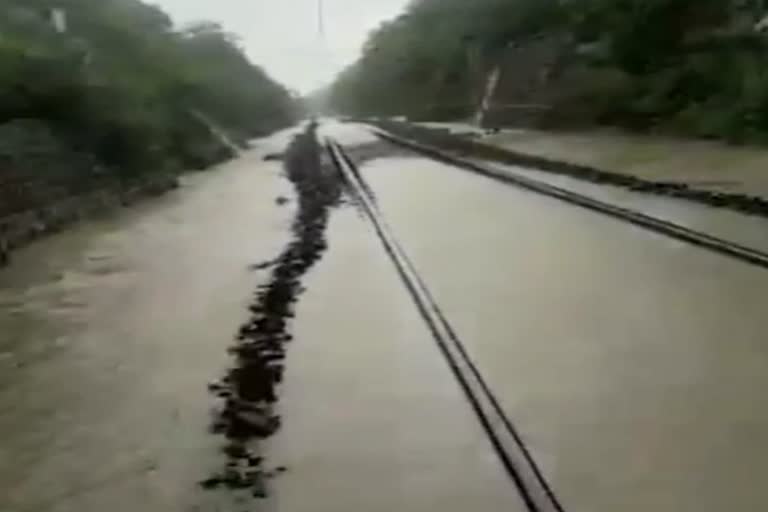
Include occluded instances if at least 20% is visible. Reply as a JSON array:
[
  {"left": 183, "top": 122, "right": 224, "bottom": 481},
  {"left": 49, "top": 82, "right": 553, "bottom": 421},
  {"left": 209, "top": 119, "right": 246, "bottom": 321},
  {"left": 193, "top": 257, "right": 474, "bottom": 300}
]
[{"left": 331, "top": 0, "right": 768, "bottom": 143}]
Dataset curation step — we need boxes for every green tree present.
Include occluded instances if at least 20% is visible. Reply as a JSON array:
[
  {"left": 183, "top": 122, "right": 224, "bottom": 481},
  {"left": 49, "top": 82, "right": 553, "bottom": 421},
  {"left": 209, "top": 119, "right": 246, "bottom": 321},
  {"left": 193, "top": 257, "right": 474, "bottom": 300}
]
[{"left": 0, "top": 0, "right": 297, "bottom": 185}]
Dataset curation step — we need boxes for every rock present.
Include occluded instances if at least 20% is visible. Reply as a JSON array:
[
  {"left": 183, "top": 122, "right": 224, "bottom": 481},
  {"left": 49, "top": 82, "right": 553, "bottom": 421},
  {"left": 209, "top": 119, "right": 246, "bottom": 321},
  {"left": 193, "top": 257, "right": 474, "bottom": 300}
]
[
  {"left": 0, "top": 237, "right": 9, "bottom": 267},
  {"left": 251, "top": 479, "right": 268, "bottom": 499},
  {"left": 247, "top": 456, "right": 264, "bottom": 467},
  {"left": 263, "top": 153, "right": 284, "bottom": 161},
  {"left": 204, "top": 125, "right": 338, "bottom": 496},
  {"left": 233, "top": 410, "right": 280, "bottom": 437},
  {"left": 223, "top": 443, "right": 248, "bottom": 459},
  {"left": 249, "top": 261, "right": 274, "bottom": 271},
  {"left": 199, "top": 476, "right": 222, "bottom": 489},
  {"left": 207, "top": 381, "right": 226, "bottom": 392},
  {"left": 707, "top": 192, "right": 729, "bottom": 206}
]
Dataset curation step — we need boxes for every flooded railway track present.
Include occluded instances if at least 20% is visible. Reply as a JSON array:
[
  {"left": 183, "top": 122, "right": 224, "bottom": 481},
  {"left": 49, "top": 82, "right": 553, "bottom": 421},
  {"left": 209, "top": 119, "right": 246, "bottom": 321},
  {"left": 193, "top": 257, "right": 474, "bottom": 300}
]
[
  {"left": 327, "top": 122, "right": 768, "bottom": 510},
  {"left": 327, "top": 138, "right": 566, "bottom": 512},
  {"left": 373, "top": 130, "right": 768, "bottom": 271}
]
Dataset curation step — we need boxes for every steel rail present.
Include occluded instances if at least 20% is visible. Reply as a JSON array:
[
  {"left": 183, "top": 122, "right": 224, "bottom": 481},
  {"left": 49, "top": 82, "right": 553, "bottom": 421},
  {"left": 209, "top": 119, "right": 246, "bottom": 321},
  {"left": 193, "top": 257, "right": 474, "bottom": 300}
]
[
  {"left": 373, "top": 129, "right": 768, "bottom": 271},
  {"left": 327, "top": 138, "right": 566, "bottom": 512}
]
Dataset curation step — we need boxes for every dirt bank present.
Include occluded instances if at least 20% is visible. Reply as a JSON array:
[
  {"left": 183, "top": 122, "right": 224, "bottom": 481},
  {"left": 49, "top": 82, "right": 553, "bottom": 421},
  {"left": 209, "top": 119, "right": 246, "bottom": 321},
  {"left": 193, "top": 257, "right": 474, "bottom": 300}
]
[
  {"left": 0, "top": 175, "right": 178, "bottom": 267},
  {"left": 0, "top": 116, "right": 247, "bottom": 267}
]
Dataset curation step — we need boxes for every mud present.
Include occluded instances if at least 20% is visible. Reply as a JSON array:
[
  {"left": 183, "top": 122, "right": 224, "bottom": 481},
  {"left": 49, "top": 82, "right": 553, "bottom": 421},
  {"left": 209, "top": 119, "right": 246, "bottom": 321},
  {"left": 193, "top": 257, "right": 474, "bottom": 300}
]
[{"left": 201, "top": 123, "right": 342, "bottom": 498}]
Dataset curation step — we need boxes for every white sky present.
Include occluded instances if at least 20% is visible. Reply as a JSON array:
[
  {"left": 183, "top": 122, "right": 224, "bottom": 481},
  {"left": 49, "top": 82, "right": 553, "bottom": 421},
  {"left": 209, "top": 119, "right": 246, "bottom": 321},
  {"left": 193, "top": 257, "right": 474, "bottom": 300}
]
[{"left": 150, "top": 0, "right": 411, "bottom": 94}]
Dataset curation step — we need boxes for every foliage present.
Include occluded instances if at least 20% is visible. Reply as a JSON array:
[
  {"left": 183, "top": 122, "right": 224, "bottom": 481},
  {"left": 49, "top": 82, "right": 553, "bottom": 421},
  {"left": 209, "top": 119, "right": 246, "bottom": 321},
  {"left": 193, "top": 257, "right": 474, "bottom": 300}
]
[
  {"left": 0, "top": 0, "right": 297, "bottom": 183},
  {"left": 330, "top": 0, "right": 768, "bottom": 144},
  {"left": 330, "top": 0, "right": 564, "bottom": 118}
]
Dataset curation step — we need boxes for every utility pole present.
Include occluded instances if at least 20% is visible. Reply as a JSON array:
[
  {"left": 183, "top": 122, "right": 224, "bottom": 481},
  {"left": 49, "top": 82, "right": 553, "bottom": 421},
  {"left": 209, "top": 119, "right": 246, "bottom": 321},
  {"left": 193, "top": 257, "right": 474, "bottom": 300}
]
[
  {"left": 318, "top": 0, "right": 325, "bottom": 38},
  {"left": 50, "top": 7, "right": 67, "bottom": 33}
]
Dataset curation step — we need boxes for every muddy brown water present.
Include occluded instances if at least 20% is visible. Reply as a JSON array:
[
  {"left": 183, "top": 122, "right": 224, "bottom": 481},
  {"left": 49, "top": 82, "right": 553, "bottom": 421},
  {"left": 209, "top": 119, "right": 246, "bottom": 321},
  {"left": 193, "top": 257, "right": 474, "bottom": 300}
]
[
  {"left": 0, "top": 122, "right": 530, "bottom": 512},
  {"left": 355, "top": 152, "right": 768, "bottom": 512},
  {"left": 4, "top": 119, "right": 768, "bottom": 512},
  {"left": 477, "top": 159, "right": 768, "bottom": 255},
  {"left": 0, "top": 131, "right": 298, "bottom": 512}
]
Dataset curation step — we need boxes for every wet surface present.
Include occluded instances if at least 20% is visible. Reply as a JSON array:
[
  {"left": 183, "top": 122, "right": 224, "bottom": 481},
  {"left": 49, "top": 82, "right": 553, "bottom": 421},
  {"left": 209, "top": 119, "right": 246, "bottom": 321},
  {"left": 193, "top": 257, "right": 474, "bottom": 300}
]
[
  {"left": 0, "top": 122, "right": 529, "bottom": 512},
  {"left": 478, "top": 159, "right": 768, "bottom": 254},
  {"left": 0, "top": 129, "right": 298, "bottom": 512},
  {"left": 479, "top": 128, "right": 768, "bottom": 200},
  {"left": 357, "top": 151, "right": 768, "bottom": 512},
  {"left": 266, "top": 178, "right": 527, "bottom": 512},
  {"left": 319, "top": 120, "right": 381, "bottom": 147},
  {"left": 5, "top": 118, "right": 768, "bottom": 512},
  {"left": 387, "top": 121, "right": 768, "bottom": 221}
]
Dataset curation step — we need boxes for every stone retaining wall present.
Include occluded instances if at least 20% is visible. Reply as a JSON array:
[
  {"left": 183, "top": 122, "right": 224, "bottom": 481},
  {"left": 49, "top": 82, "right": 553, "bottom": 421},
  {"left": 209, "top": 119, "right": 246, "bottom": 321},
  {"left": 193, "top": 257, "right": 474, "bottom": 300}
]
[{"left": 0, "top": 175, "right": 177, "bottom": 266}]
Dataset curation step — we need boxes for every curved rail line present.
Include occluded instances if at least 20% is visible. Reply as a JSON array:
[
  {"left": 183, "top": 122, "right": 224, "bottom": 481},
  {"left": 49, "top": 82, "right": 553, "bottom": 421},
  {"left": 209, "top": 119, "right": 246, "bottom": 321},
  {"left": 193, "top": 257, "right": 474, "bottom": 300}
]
[
  {"left": 372, "top": 129, "right": 768, "bottom": 271},
  {"left": 326, "top": 138, "right": 566, "bottom": 512}
]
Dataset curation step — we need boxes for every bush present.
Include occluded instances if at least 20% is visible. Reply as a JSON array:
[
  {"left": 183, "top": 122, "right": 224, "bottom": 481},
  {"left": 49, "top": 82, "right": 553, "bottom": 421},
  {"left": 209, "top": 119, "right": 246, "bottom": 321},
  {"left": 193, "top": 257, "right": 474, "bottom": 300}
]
[
  {"left": 0, "top": 0, "right": 298, "bottom": 191},
  {"left": 330, "top": 0, "right": 768, "bottom": 146}
]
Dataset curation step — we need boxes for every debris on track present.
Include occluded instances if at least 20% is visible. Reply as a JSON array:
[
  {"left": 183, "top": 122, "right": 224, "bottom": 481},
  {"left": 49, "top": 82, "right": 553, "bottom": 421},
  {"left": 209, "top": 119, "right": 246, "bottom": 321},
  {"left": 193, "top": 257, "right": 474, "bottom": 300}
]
[{"left": 201, "top": 122, "right": 342, "bottom": 498}]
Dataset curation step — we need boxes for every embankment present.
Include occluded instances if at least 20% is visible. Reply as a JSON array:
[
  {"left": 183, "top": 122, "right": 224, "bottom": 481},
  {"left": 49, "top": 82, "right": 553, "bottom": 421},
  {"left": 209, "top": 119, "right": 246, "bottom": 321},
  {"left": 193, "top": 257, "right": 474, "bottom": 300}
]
[
  {"left": 368, "top": 120, "right": 768, "bottom": 220},
  {"left": 0, "top": 118, "right": 237, "bottom": 267}
]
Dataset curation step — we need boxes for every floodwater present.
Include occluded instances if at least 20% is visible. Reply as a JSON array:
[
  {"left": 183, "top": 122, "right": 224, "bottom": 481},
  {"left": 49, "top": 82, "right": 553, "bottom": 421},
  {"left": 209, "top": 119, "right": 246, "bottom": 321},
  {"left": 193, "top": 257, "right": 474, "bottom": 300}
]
[
  {"left": 357, "top": 151, "right": 768, "bottom": 512},
  {"left": 4, "top": 119, "right": 768, "bottom": 512},
  {"left": 266, "top": 196, "right": 527, "bottom": 512},
  {"left": 481, "top": 127, "right": 768, "bottom": 198},
  {"left": 415, "top": 121, "right": 768, "bottom": 252},
  {"left": 0, "top": 124, "right": 527, "bottom": 512},
  {"left": 0, "top": 131, "right": 297, "bottom": 512},
  {"left": 480, "top": 159, "right": 768, "bottom": 254}
]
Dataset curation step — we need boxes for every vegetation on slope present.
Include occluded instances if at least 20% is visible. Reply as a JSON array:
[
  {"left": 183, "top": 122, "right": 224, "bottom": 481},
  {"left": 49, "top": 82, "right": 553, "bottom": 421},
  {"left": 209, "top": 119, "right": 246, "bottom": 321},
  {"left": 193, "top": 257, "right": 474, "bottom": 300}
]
[
  {"left": 0, "top": 0, "right": 297, "bottom": 216},
  {"left": 331, "top": 0, "right": 768, "bottom": 143}
]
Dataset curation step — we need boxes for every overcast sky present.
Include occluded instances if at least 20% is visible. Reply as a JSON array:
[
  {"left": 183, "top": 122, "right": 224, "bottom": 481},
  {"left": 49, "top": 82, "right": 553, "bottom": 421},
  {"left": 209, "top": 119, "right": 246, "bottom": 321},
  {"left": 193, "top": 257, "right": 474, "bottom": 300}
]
[{"left": 150, "top": 0, "right": 411, "bottom": 94}]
